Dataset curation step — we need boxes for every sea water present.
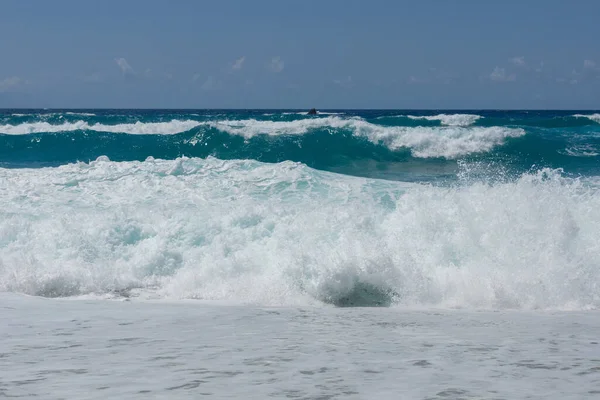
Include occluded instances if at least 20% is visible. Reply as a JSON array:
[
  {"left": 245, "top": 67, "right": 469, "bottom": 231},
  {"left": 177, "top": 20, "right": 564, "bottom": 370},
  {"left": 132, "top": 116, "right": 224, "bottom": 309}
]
[{"left": 1, "top": 109, "right": 599, "bottom": 398}]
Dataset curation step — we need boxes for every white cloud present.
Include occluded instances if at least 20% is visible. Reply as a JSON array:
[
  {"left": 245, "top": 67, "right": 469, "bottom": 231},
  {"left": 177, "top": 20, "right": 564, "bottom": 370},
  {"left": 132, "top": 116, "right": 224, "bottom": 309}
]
[
  {"left": 0, "top": 77, "right": 25, "bottom": 92},
  {"left": 232, "top": 56, "right": 245, "bottom": 71},
  {"left": 490, "top": 67, "right": 516, "bottom": 82},
  {"left": 0, "top": 76, "right": 31, "bottom": 93},
  {"left": 192, "top": 73, "right": 202, "bottom": 82},
  {"left": 566, "top": 61, "right": 600, "bottom": 84},
  {"left": 115, "top": 58, "right": 134, "bottom": 75},
  {"left": 510, "top": 56, "right": 526, "bottom": 66},
  {"left": 268, "top": 56, "right": 284, "bottom": 73}
]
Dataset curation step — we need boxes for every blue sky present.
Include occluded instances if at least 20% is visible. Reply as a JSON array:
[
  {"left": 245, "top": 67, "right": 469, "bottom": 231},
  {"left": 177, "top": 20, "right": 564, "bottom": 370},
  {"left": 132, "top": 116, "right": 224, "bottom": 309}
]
[{"left": 1, "top": 0, "right": 599, "bottom": 109}]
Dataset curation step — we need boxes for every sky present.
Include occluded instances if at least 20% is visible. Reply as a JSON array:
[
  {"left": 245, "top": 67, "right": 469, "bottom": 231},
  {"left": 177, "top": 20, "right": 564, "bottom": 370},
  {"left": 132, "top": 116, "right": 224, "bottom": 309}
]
[{"left": 1, "top": 0, "right": 599, "bottom": 109}]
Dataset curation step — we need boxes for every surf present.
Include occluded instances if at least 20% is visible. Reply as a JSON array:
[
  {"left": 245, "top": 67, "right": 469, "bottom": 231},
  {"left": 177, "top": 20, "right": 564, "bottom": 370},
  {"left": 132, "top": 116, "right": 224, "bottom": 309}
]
[{"left": 1, "top": 156, "right": 598, "bottom": 310}]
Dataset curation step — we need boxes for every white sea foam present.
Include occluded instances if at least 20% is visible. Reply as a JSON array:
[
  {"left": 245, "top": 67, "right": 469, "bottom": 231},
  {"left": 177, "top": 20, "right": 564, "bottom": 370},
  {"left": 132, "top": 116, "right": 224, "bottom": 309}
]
[
  {"left": 0, "top": 120, "right": 201, "bottom": 135},
  {"left": 573, "top": 113, "right": 600, "bottom": 123},
  {"left": 65, "top": 112, "right": 96, "bottom": 117},
  {"left": 210, "top": 117, "right": 524, "bottom": 158},
  {"left": 2, "top": 294, "right": 599, "bottom": 399},
  {"left": 406, "top": 114, "right": 483, "bottom": 126},
  {"left": 0, "top": 117, "right": 522, "bottom": 158},
  {"left": 561, "top": 144, "right": 599, "bottom": 157},
  {"left": 1, "top": 157, "right": 598, "bottom": 310}
]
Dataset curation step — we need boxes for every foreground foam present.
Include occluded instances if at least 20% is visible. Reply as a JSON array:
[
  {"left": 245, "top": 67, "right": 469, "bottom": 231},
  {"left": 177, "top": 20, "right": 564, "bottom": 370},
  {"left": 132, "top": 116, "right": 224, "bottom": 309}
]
[{"left": 1, "top": 157, "right": 598, "bottom": 309}]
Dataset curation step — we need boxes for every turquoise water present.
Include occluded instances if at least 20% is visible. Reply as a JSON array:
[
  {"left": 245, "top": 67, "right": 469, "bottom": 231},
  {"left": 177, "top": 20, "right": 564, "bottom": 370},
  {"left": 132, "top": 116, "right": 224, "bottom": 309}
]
[
  {"left": 1, "top": 109, "right": 599, "bottom": 181},
  {"left": 1, "top": 109, "right": 600, "bottom": 308}
]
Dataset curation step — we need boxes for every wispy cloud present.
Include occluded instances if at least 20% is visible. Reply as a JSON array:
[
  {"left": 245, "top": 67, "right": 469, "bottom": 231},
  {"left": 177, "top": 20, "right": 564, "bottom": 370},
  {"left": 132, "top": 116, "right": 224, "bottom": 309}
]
[
  {"left": 489, "top": 67, "right": 516, "bottom": 82},
  {"left": 231, "top": 56, "right": 246, "bottom": 71},
  {"left": 509, "top": 56, "right": 526, "bottom": 67},
  {"left": 0, "top": 76, "right": 26, "bottom": 92},
  {"left": 115, "top": 58, "right": 134, "bottom": 75},
  {"left": 268, "top": 56, "right": 284, "bottom": 73},
  {"left": 565, "top": 60, "right": 600, "bottom": 85}
]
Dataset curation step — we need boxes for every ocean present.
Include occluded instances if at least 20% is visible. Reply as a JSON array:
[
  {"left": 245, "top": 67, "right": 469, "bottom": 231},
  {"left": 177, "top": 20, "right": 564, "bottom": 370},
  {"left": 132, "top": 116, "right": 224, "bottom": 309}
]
[{"left": 1, "top": 109, "right": 599, "bottom": 398}]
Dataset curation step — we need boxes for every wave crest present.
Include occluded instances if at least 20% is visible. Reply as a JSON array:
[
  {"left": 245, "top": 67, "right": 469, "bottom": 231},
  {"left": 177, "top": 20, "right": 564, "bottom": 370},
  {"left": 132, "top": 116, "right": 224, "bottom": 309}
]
[
  {"left": 573, "top": 114, "right": 600, "bottom": 124},
  {"left": 1, "top": 158, "right": 598, "bottom": 310},
  {"left": 407, "top": 113, "right": 482, "bottom": 126},
  {"left": 0, "top": 120, "right": 201, "bottom": 135},
  {"left": 0, "top": 116, "right": 524, "bottom": 159},
  {"left": 209, "top": 117, "right": 524, "bottom": 158}
]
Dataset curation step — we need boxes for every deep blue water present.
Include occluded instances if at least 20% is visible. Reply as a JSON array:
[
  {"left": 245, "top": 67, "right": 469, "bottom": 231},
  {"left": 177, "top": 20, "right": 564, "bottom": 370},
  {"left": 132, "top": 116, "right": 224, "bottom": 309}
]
[{"left": 1, "top": 109, "right": 599, "bottom": 182}]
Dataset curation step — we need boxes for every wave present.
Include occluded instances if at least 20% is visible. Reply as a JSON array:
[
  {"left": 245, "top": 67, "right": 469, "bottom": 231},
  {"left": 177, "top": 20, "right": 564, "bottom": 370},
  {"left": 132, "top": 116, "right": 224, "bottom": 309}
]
[
  {"left": 373, "top": 113, "right": 600, "bottom": 129},
  {"left": 0, "top": 117, "right": 525, "bottom": 159},
  {"left": 573, "top": 114, "right": 600, "bottom": 124},
  {"left": 207, "top": 117, "right": 524, "bottom": 158},
  {"left": 406, "top": 113, "right": 482, "bottom": 126},
  {"left": 0, "top": 157, "right": 598, "bottom": 309},
  {"left": 65, "top": 112, "right": 96, "bottom": 117},
  {"left": 0, "top": 120, "right": 201, "bottom": 135}
]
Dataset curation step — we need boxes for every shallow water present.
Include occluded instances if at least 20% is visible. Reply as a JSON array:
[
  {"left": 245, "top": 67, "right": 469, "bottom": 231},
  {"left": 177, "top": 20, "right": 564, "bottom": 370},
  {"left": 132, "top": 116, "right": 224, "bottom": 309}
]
[{"left": 1, "top": 294, "right": 599, "bottom": 399}]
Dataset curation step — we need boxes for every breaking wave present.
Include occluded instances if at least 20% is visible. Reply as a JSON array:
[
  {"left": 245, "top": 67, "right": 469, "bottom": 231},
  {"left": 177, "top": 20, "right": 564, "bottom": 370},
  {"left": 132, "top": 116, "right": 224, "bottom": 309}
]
[
  {"left": 0, "top": 120, "right": 202, "bottom": 135},
  {"left": 1, "top": 157, "right": 598, "bottom": 310},
  {"left": 406, "top": 113, "right": 482, "bottom": 126},
  {"left": 0, "top": 117, "right": 525, "bottom": 159},
  {"left": 573, "top": 114, "right": 600, "bottom": 124}
]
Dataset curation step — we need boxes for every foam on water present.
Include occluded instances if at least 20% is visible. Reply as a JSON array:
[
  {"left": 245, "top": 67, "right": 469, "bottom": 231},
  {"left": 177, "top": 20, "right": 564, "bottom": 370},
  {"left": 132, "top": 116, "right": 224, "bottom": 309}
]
[
  {"left": 0, "top": 116, "right": 524, "bottom": 159},
  {"left": 0, "top": 120, "right": 201, "bottom": 135},
  {"left": 209, "top": 117, "right": 524, "bottom": 158},
  {"left": 1, "top": 157, "right": 598, "bottom": 309},
  {"left": 561, "top": 144, "right": 599, "bottom": 157},
  {"left": 64, "top": 112, "right": 96, "bottom": 117},
  {"left": 573, "top": 113, "right": 600, "bottom": 123},
  {"left": 406, "top": 113, "right": 482, "bottom": 126}
]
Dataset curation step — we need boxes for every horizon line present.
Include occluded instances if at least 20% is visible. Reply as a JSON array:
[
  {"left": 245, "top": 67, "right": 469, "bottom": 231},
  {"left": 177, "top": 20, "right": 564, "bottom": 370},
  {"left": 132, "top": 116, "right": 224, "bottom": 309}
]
[{"left": 1, "top": 107, "right": 600, "bottom": 111}]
